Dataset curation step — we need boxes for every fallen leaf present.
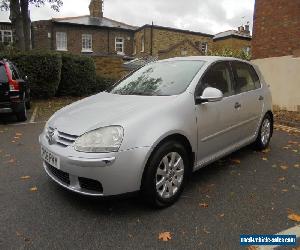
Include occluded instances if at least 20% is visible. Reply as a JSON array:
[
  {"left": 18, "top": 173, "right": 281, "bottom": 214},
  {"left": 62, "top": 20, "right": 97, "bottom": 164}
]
[
  {"left": 292, "top": 149, "right": 298, "bottom": 153},
  {"left": 30, "top": 187, "right": 38, "bottom": 192},
  {"left": 230, "top": 159, "right": 241, "bottom": 164},
  {"left": 15, "top": 133, "right": 22, "bottom": 136},
  {"left": 281, "top": 189, "right": 288, "bottom": 192},
  {"left": 158, "top": 232, "right": 172, "bottom": 241},
  {"left": 247, "top": 246, "right": 259, "bottom": 250},
  {"left": 14, "top": 136, "right": 20, "bottom": 140},
  {"left": 288, "top": 140, "right": 298, "bottom": 145},
  {"left": 262, "top": 148, "right": 271, "bottom": 153},
  {"left": 199, "top": 203, "right": 209, "bottom": 208},
  {"left": 11, "top": 141, "right": 16, "bottom": 143},
  {"left": 288, "top": 213, "right": 300, "bottom": 222},
  {"left": 280, "top": 165, "right": 288, "bottom": 170},
  {"left": 283, "top": 146, "right": 290, "bottom": 150},
  {"left": 262, "top": 157, "right": 268, "bottom": 161},
  {"left": 219, "top": 213, "right": 225, "bottom": 218},
  {"left": 20, "top": 176, "right": 31, "bottom": 180},
  {"left": 203, "top": 227, "right": 210, "bottom": 234},
  {"left": 5, "top": 158, "right": 15, "bottom": 164},
  {"left": 278, "top": 177, "right": 285, "bottom": 182},
  {"left": 294, "top": 164, "right": 300, "bottom": 168}
]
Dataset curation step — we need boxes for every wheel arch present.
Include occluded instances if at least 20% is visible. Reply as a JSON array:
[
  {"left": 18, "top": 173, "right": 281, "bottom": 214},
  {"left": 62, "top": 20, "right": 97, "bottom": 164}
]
[{"left": 140, "top": 133, "right": 195, "bottom": 190}]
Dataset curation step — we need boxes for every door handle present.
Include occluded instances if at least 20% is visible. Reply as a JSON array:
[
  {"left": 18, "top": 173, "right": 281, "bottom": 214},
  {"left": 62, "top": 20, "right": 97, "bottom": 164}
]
[
  {"left": 259, "top": 96, "right": 264, "bottom": 101},
  {"left": 234, "top": 102, "right": 241, "bottom": 109}
]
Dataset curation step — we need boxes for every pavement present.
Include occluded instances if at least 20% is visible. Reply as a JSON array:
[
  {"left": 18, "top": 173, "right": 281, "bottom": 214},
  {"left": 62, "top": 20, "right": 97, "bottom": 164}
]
[{"left": 0, "top": 113, "right": 300, "bottom": 250}]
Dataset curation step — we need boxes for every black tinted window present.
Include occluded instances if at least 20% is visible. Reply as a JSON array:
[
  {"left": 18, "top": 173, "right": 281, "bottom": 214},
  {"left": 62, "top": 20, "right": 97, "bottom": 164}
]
[
  {"left": 199, "top": 62, "right": 233, "bottom": 97},
  {"left": 0, "top": 64, "right": 8, "bottom": 82},
  {"left": 8, "top": 63, "right": 19, "bottom": 80},
  {"left": 232, "top": 62, "right": 260, "bottom": 93},
  {"left": 110, "top": 60, "right": 204, "bottom": 96}
]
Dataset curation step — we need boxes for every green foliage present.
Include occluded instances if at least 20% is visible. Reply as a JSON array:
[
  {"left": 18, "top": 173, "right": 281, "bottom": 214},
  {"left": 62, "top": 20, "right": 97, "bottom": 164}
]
[
  {"left": 57, "top": 53, "right": 96, "bottom": 97},
  {"left": 92, "top": 75, "right": 115, "bottom": 93},
  {"left": 208, "top": 48, "right": 251, "bottom": 61},
  {"left": 0, "top": 50, "right": 62, "bottom": 98}
]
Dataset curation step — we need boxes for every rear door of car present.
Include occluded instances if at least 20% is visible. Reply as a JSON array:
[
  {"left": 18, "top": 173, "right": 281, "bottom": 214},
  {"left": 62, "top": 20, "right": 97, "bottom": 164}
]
[
  {"left": 0, "top": 62, "right": 10, "bottom": 103},
  {"left": 230, "top": 61, "right": 264, "bottom": 141}
]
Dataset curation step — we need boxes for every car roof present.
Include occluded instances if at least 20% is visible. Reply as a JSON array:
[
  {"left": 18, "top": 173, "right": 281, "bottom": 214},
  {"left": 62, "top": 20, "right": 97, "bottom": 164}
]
[{"left": 159, "top": 56, "right": 250, "bottom": 64}]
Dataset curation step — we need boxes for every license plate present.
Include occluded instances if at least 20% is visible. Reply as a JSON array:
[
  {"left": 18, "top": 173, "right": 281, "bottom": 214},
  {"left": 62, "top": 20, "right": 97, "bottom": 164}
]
[{"left": 41, "top": 146, "right": 60, "bottom": 169}]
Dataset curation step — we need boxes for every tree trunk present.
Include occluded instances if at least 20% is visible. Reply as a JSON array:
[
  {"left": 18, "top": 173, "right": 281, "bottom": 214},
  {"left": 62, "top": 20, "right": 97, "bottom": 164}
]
[
  {"left": 9, "top": 0, "right": 25, "bottom": 51},
  {"left": 20, "top": 0, "right": 31, "bottom": 50}
]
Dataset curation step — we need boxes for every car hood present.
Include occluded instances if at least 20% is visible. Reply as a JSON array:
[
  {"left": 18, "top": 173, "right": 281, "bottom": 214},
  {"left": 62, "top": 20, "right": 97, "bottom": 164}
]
[{"left": 48, "top": 92, "right": 176, "bottom": 135}]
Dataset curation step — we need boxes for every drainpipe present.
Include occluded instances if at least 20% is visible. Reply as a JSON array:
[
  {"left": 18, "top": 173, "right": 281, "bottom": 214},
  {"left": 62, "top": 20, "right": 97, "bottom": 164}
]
[{"left": 150, "top": 21, "right": 153, "bottom": 56}]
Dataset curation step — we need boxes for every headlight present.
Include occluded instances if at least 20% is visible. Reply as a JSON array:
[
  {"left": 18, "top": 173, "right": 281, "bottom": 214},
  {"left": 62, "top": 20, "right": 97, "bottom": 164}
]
[{"left": 74, "top": 126, "right": 124, "bottom": 153}]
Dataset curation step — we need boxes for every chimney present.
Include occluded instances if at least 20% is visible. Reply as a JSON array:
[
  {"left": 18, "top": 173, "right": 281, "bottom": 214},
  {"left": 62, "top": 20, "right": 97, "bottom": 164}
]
[
  {"left": 244, "top": 24, "right": 250, "bottom": 35},
  {"left": 89, "top": 0, "right": 103, "bottom": 18}
]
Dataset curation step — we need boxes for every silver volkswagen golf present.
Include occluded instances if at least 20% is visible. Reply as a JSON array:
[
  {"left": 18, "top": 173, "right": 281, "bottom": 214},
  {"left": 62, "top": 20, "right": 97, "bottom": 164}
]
[{"left": 39, "top": 56, "right": 273, "bottom": 207}]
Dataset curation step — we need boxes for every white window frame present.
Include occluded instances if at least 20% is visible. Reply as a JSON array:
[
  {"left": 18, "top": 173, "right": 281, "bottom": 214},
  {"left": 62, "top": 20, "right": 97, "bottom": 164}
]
[
  {"left": 115, "top": 37, "right": 124, "bottom": 55},
  {"left": 56, "top": 32, "right": 67, "bottom": 51},
  {"left": 0, "top": 30, "right": 13, "bottom": 44},
  {"left": 82, "top": 34, "right": 93, "bottom": 53},
  {"left": 141, "top": 35, "right": 145, "bottom": 52}
]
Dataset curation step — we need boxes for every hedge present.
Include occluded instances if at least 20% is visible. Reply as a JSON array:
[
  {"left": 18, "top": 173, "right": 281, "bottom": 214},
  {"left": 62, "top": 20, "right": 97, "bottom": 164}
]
[
  {"left": 57, "top": 53, "right": 97, "bottom": 97},
  {"left": 0, "top": 51, "right": 62, "bottom": 98}
]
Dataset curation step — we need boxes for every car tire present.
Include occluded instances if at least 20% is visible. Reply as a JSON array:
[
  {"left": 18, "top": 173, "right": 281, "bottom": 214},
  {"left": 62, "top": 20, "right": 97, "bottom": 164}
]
[
  {"left": 254, "top": 113, "right": 273, "bottom": 150},
  {"left": 141, "top": 140, "right": 189, "bottom": 208},
  {"left": 16, "top": 102, "right": 27, "bottom": 122}
]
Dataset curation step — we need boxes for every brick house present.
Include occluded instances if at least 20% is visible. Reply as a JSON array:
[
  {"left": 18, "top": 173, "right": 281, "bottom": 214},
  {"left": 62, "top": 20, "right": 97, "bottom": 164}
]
[
  {"left": 31, "top": 0, "right": 137, "bottom": 57},
  {"left": 251, "top": 0, "right": 300, "bottom": 111},
  {"left": 133, "top": 24, "right": 213, "bottom": 59},
  {"left": 1, "top": 0, "right": 252, "bottom": 59},
  {"left": 213, "top": 26, "right": 251, "bottom": 53}
]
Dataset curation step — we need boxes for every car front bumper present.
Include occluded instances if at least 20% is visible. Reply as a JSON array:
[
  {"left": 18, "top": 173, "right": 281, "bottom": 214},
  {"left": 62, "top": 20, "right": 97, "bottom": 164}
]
[{"left": 39, "top": 134, "right": 151, "bottom": 196}]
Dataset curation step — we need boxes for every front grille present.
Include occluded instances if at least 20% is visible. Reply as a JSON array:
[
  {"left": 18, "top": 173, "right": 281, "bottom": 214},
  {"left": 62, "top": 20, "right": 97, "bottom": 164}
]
[
  {"left": 46, "top": 127, "right": 78, "bottom": 147},
  {"left": 78, "top": 177, "right": 103, "bottom": 193},
  {"left": 47, "top": 163, "right": 70, "bottom": 185}
]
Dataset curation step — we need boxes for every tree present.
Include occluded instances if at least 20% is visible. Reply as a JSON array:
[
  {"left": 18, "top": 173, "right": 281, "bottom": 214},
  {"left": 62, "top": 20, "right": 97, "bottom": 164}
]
[{"left": 0, "top": 0, "right": 63, "bottom": 51}]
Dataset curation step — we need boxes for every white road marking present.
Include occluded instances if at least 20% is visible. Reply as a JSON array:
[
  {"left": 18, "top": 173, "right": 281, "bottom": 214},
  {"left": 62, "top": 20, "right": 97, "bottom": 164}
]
[
  {"left": 29, "top": 106, "right": 38, "bottom": 123},
  {"left": 256, "top": 224, "right": 300, "bottom": 250}
]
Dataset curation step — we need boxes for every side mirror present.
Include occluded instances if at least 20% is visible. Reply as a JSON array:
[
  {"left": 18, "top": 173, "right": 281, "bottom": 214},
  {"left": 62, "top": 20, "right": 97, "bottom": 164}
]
[{"left": 195, "top": 87, "right": 223, "bottom": 104}]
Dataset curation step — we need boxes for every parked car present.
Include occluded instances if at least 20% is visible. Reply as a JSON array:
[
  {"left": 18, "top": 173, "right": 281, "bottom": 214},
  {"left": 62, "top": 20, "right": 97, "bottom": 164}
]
[
  {"left": 39, "top": 56, "right": 273, "bottom": 207},
  {"left": 0, "top": 59, "right": 30, "bottom": 121}
]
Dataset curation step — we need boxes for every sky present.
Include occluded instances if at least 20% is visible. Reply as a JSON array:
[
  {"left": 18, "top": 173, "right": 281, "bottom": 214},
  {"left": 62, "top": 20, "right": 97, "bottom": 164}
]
[{"left": 0, "top": 0, "right": 255, "bottom": 35}]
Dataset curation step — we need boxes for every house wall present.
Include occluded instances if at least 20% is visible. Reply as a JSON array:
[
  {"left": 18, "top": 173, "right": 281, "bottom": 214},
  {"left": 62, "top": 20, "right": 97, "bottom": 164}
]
[
  {"left": 32, "top": 21, "right": 134, "bottom": 56},
  {"left": 158, "top": 41, "right": 202, "bottom": 60},
  {"left": 133, "top": 26, "right": 213, "bottom": 58},
  {"left": 252, "top": 0, "right": 300, "bottom": 59},
  {"left": 252, "top": 56, "right": 300, "bottom": 112},
  {"left": 92, "top": 55, "right": 127, "bottom": 79},
  {"left": 32, "top": 20, "right": 53, "bottom": 50},
  {"left": 213, "top": 37, "right": 251, "bottom": 52},
  {"left": 152, "top": 28, "right": 212, "bottom": 56}
]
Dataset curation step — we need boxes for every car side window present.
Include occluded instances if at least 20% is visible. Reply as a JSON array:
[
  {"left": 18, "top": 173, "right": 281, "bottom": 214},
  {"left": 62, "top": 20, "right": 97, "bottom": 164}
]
[
  {"left": 8, "top": 63, "right": 20, "bottom": 80},
  {"left": 0, "top": 64, "right": 8, "bottom": 82},
  {"left": 232, "top": 62, "right": 260, "bottom": 94},
  {"left": 197, "top": 62, "right": 233, "bottom": 97}
]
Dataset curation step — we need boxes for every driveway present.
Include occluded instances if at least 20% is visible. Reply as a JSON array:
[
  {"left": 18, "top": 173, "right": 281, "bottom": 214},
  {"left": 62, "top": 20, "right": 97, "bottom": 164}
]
[{"left": 0, "top": 121, "right": 299, "bottom": 249}]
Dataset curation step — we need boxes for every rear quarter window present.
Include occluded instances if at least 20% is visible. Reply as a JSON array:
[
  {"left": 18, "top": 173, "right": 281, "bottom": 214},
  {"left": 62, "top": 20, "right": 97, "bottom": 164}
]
[{"left": 0, "top": 64, "right": 8, "bottom": 82}]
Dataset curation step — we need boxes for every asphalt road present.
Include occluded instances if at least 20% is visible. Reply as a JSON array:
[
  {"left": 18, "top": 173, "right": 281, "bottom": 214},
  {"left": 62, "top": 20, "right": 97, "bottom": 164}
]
[{"left": 0, "top": 120, "right": 299, "bottom": 250}]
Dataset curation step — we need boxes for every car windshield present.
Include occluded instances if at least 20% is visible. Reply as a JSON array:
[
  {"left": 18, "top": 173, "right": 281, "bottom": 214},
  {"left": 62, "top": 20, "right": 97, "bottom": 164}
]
[{"left": 110, "top": 60, "right": 205, "bottom": 96}]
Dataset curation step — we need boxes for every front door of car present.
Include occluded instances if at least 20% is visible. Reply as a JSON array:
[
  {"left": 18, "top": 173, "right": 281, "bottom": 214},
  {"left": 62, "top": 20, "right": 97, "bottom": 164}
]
[
  {"left": 194, "top": 61, "right": 241, "bottom": 166},
  {"left": 230, "top": 61, "right": 264, "bottom": 142}
]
